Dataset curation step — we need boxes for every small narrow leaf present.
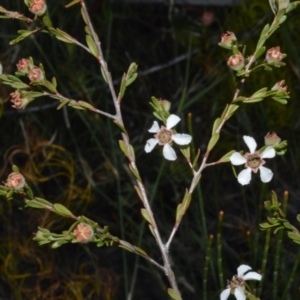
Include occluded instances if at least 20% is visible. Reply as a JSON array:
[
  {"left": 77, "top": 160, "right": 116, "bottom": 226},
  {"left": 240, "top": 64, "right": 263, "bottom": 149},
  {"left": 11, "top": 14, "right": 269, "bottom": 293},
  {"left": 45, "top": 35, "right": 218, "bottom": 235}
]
[
  {"left": 86, "top": 35, "right": 98, "bottom": 57},
  {"left": 53, "top": 203, "right": 74, "bottom": 218},
  {"left": 65, "top": 0, "right": 81, "bottom": 8},
  {"left": 207, "top": 133, "right": 220, "bottom": 152},
  {"left": 167, "top": 288, "right": 181, "bottom": 300},
  {"left": 141, "top": 208, "right": 152, "bottom": 224}
]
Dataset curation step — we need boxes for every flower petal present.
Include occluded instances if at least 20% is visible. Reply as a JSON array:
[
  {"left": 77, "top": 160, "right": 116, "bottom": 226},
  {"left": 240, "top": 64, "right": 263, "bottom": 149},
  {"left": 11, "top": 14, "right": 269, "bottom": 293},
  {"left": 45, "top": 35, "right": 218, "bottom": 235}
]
[
  {"left": 148, "top": 121, "right": 160, "bottom": 133},
  {"left": 220, "top": 288, "right": 231, "bottom": 300},
  {"left": 172, "top": 133, "right": 192, "bottom": 145},
  {"left": 230, "top": 152, "right": 247, "bottom": 165},
  {"left": 243, "top": 136, "right": 257, "bottom": 153},
  {"left": 261, "top": 146, "right": 276, "bottom": 159},
  {"left": 259, "top": 166, "right": 273, "bottom": 183},
  {"left": 243, "top": 271, "right": 262, "bottom": 281},
  {"left": 145, "top": 138, "right": 158, "bottom": 153},
  {"left": 166, "top": 114, "right": 180, "bottom": 129},
  {"left": 234, "top": 287, "right": 246, "bottom": 300},
  {"left": 237, "top": 168, "right": 252, "bottom": 185},
  {"left": 163, "top": 144, "right": 177, "bottom": 161},
  {"left": 237, "top": 265, "right": 252, "bottom": 276}
]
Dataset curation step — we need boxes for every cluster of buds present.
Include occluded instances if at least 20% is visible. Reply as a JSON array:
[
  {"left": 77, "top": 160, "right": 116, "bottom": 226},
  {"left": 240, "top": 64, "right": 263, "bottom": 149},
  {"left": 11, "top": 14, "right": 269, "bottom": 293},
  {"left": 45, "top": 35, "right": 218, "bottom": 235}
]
[
  {"left": 16, "top": 58, "right": 44, "bottom": 82},
  {"left": 26, "top": 0, "right": 47, "bottom": 15}
]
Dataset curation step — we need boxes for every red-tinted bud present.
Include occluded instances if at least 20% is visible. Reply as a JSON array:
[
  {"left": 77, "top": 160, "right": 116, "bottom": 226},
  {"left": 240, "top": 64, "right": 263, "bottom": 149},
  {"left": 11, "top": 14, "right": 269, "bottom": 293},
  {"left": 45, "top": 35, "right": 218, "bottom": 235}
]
[
  {"left": 264, "top": 132, "right": 281, "bottom": 146},
  {"left": 219, "top": 31, "right": 237, "bottom": 49},
  {"left": 73, "top": 223, "right": 94, "bottom": 243},
  {"left": 227, "top": 53, "right": 244, "bottom": 71},
  {"left": 266, "top": 47, "right": 284, "bottom": 64},
  {"left": 29, "top": 0, "right": 47, "bottom": 15},
  {"left": 5, "top": 172, "right": 26, "bottom": 190},
  {"left": 28, "top": 66, "right": 44, "bottom": 82}
]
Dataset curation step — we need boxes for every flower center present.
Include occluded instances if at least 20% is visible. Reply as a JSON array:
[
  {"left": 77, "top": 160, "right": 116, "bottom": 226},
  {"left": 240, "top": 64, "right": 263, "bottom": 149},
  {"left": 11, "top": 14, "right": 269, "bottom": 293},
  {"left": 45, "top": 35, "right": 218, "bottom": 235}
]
[
  {"left": 245, "top": 152, "right": 265, "bottom": 172},
  {"left": 155, "top": 127, "right": 173, "bottom": 145}
]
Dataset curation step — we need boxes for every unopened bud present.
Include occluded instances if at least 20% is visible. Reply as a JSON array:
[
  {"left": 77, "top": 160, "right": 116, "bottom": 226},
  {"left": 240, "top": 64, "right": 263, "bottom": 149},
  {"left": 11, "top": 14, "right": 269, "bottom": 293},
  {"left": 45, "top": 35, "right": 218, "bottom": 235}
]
[
  {"left": 227, "top": 53, "right": 244, "bottom": 71},
  {"left": 16, "top": 58, "right": 32, "bottom": 74},
  {"left": 219, "top": 31, "right": 237, "bottom": 49},
  {"left": 5, "top": 172, "right": 26, "bottom": 190},
  {"left": 266, "top": 47, "right": 284, "bottom": 64},
  {"left": 264, "top": 132, "right": 281, "bottom": 146},
  {"left": 10, "top": 91, "right": 30, "bottom": 109},
  {"left": 201, "top": 11, "right": 214, "bottom": 26},
  {"left": 28, "top": 66, "right": 44, "bottom": 82},
  {"left": 272, "top": 80, "right": 288, "bottom": 92},
  {"left": 73, "top": 223, "right": 94, "bottom": 243},
  {"left": 159, "top": 99, "right": 171, "bottom": 112},
  {"left": 29, "top": 0, "right": 47, "bottom": 15}
]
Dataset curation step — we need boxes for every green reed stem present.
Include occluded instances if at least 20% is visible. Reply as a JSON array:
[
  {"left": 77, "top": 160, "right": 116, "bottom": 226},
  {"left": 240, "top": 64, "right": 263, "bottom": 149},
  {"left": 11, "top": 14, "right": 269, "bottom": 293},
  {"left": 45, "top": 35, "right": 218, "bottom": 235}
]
[
  {"left": 217, "top": 211, "right": 224, "bottom": 289},
  {"left": 197, "top": 184, "right": 208, "bottom": 241},
  {"left": 282, "top": 247, "right": 300, "bottom": 298},
  {"left": 203, "top": 235, "right": 214, "bottom": 300},
  {"left": 258, "top": 229, "right": 271, "bottom": 296}
]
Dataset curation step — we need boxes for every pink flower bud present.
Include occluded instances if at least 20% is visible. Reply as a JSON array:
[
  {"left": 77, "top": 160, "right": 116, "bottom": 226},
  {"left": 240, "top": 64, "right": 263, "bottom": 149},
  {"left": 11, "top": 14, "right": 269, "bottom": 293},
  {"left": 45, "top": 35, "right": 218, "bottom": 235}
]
[
  {"left": 16, "top": 59, "right": 32, "bottom": 74},
  {"left": 219, "top": 31, "right": 237, "bottom": 49},
  {"left": 5, "top": 172, "right": 26, "bottom": 190},
  {"left": 201, "top": 11, "right": 214, "bottom": 26},
  {"left": 158, "top": 99, "right": 171, "bottom": 112},
  {"left": 266, "top": 47, "right": 284, "bottom": 63},
  {"left": 10, "top": 91, "right": 30, "bottom": 109},
  {"left": 264, "top": 132, "right": 281, "bottom": 146},
  {"left": 28, "top": 66, "right": 44, "bottom": 82},
  {"left": 227, "top": 53, "right": 244, "bottom": 71},
  {"left": 29, "top": 0, "right": 47, "bottom": 15},
  {"left": 73, "top": 223, "right": 94, "bottom": 243},
  {"left": 272, "top": 80, "right": 288, "bottom": 92}
]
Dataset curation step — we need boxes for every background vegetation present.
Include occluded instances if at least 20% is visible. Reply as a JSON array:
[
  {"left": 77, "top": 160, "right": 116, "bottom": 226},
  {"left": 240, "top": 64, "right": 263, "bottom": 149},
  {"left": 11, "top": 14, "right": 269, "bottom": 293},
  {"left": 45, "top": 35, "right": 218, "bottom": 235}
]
[{"left": 0, "top": 0, "right": 300, "bottom": 299}]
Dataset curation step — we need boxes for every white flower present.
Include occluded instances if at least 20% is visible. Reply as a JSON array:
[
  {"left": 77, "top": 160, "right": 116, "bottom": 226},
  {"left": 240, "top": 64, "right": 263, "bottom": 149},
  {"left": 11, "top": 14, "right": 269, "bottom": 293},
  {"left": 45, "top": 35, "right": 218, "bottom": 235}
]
[
  {"left": 220, "top": 264, "right": 262, "bottom": 300},
  {"left": 144, "top": 114, "right": 192, "bottom": 161},
  {"left": 230, "top": 135, "right": 276, "bottom": 185}
]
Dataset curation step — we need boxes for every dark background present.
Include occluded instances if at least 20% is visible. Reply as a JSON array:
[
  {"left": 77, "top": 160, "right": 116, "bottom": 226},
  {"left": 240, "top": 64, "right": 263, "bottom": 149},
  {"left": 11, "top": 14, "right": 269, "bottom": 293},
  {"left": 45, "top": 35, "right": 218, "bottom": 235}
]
[{"left": 1, "top": 0, "right": 300, "bottom": 299}]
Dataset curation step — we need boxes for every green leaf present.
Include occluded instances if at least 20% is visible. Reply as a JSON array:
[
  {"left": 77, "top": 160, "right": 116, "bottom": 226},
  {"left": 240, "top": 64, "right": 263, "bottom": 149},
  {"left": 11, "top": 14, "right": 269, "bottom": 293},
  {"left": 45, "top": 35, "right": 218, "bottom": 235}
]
[
  {"left": 43, "top": 80, "right": 57, "bottom": 93},
  {"left": 25, "top": 199, "right": 50, "bottom": 209},
  {"left": 255, "top": 46, "right": 266, "bottom": 59},
  {"left": 218, "top": 150, "right": 236, "bottom": 163},
  {"left": 119, "top": 74, "right": 126, "bottom": 99},
  {"left": 176, "top": 203, "right": 183, "bottom": 223},
  {"left": 207, "top": 133, "right": 220, "bottom": 152},
  {"left": 212, "top": 118, "right": 221, "bottom": 135},
  {"left": 134, "top": 246, "right": 148, "bottom": 257},
  {"left": 141, "top": 208, "right": 152, "bottom": 224},
  {"left": 81, "top": 7, "right": 88, "bottom": 25},
  {"left": 119, "top": 140, "right": 129, "bottom": 157},
  {"left": 43, "top": 16, "right": 52, "bottom": 27},
  {"left": 100, "top": 66, "right": 108, "bottom": 83},
  {"left": 113, "top": 121, "right": 127, "bottom": 134},
  {"left": 167, "top": 288, "right": 181, "bottom": 300},
  {"left": 78, "top": 100, "right": 94, "bottom": 110},
  {"left": 53, "top": 203, "right": 74, "bottom": 218},
  {"left": 226, "top": 104, "right": 239, "bottom": 119},
  {"left": 256, "top": 24, "right": 270, "bottom": 50},
  {"left": 272, "top": 97, "right": 288, "bottom": 104},
  {"left": 126, "top": 72, "right": 137, "bottom": 86},
  {"left": 65, "top": 0, "right": 81, "bottom": 8},
  {"left": 129, "top": 164, "right": 141, "bottom": 181},
  {"left": 51, "top": 77, "right": 57, "bottom": 89},
  {"left": 86, "top": 35, "right": 98, "bottom": 57}
]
